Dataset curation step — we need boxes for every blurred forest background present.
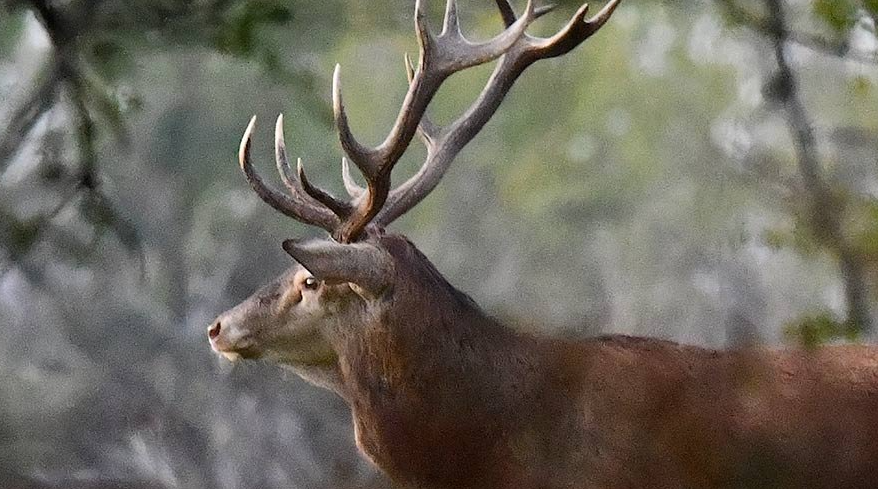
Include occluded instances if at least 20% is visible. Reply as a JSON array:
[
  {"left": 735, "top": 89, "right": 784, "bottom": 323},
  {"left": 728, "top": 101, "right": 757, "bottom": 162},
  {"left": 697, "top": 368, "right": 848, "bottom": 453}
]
[{"left": 1, "top": 0, "right": 877, "bottom": 487}]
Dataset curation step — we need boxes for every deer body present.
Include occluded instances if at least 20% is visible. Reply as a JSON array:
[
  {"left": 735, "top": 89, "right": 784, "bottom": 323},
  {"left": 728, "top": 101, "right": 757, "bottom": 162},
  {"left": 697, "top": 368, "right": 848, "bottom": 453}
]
[
  {"left": 207, "top": 1, "right": 878, "bottom": 487},
  {"left": 215, "top": 233, "right": 878, "bottom": 488},
  {"left": 342, "top": 239, "right": 878, "bottom": 488}
]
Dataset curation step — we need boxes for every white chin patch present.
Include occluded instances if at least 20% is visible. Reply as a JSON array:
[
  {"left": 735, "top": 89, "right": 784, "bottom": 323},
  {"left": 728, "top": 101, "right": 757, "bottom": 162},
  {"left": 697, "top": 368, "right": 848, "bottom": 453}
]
[{"left": 220, "top": 351, "right": 243, "bottom": 362}]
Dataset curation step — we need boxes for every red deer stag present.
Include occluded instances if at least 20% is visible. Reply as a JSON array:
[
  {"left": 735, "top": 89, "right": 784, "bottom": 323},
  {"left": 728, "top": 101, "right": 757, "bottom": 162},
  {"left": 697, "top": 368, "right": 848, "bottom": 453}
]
[{"left": 209, "top": 1, "right": 878, "bottom": 487}]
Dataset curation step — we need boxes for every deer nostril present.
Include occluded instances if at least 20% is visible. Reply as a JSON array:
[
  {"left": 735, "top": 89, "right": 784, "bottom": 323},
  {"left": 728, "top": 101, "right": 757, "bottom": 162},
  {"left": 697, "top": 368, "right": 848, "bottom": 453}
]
[{"left": 208, "top": 321, "right": 221, "bottom": 340}]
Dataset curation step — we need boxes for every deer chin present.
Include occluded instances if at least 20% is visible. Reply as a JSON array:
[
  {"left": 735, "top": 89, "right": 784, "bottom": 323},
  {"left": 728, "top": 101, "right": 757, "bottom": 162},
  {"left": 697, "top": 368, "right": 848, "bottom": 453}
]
[
  {"left": 211, "top": 336, "right": 262, "bottom": 361},
  {"left": 214, "top": 346, "right": 263, "bottom": 362},
  {"left": 218, "top": 350, "right": 243, "bottom": 362}
]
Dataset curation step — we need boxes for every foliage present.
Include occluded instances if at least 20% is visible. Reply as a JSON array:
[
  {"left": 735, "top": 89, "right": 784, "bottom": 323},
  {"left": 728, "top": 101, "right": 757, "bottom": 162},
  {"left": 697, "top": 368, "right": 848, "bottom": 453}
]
[
  {"left": 813, "top": 0, "right": 857, "bottom": 33},
  {"left": 783, "top": 311, "right": 860, "bottom": 348},
  {"left": 1, "top": 0, "right": 877, "bottom": 487}
]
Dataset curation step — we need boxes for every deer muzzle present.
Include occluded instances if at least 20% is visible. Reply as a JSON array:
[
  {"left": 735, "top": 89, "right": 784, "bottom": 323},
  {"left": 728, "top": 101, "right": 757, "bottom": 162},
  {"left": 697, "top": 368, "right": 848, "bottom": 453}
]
[{"left": 208, "top": 317, "right": 258, "bottom": 361}]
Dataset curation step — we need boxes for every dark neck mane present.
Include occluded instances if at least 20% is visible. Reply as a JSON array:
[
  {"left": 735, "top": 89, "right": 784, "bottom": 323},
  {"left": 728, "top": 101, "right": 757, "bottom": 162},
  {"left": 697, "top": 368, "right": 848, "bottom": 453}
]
[
  {"left": 387, "top": 234, "right": 486, "bottom": 314},
  {"left": 337, "top": 234, "right": 552, "bottom": 487}
]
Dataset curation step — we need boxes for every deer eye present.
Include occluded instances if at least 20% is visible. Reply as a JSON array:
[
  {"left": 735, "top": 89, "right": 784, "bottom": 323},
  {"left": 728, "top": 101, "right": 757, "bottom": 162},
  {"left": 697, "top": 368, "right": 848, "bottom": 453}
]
[{"left": 303, "top": 277, "right": 319, "bottom": 290}]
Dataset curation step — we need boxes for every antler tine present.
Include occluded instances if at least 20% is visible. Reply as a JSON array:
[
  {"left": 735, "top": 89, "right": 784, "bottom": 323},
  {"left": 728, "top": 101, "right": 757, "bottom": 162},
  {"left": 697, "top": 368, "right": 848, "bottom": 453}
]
[
  {"left": 239, "top": 116, "right": 340, "bottom": 231},
  {"left": 275, "top": 115, "right": 351, "bottom": 218},
  {"left": 331, "top": 0, "right": 440, "bottom": 180},
  {"left": 275, "top": 115, "right": 313, "bottom": 195},
  {"left": 496, "top": 0, "right": 556, "bottom": 27},
  {"left": 529, "top": 0, "right": 622, "bottom": 59},
  {"left": 332, "top": 65, "right": 377, "bottom": 179},
  {"left": 414, "top": 0, "right": 435, "bottom": 61},
  {"left": 341, "top": 158, "right": 366, "bottom": 200},
  {"left": 495, "top": 0, "right": 517, "bottom": 27},
  {"left": 439, "top": 0, "right": 534, "bottom": 71},
  {"left": 274, "top": 114, "right": 299, "bottom": 192},
  {"left": 376, "top": 0, "right": 621, "bottom": 226},
  {"left": 296, "top": 158, "right": 354, "bottom": 218},
  {"left": 442, "top": 0, "right": 461, "bottom": 37},
  {"left": 535, "top": 4, "right": 557, "bottom": 18},
  {"left": 404, "top": 53, "right": 440, "bottom": 148}
]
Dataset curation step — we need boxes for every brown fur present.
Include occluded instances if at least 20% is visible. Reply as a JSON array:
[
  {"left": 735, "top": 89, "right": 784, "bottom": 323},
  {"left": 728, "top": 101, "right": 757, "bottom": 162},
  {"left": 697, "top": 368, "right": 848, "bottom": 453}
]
[
  {"left": 213, "top": 234, "right": 878, "bottom": 489},
  {"left": 339, "top": 236, "right": 878, "bottom": 488}
]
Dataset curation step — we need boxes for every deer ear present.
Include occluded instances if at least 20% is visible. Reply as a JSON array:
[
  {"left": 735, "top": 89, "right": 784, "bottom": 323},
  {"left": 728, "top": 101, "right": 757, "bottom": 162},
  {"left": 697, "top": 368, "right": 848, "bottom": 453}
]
[{"left": 282, "top": 238, "right": 393, "bottom": 298}]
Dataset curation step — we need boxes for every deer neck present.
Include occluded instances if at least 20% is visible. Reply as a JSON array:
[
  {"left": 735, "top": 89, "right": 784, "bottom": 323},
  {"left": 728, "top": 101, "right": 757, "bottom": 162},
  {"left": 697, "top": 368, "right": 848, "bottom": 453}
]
[
  {"left": 337, "top": 237, "right": 541, "bottom": 413},
  {"left": 334, "top": 260, "right": 546, "bottom": 485},
  {"left": 341, "top": 291, "right": 533, "bottom": 405}
]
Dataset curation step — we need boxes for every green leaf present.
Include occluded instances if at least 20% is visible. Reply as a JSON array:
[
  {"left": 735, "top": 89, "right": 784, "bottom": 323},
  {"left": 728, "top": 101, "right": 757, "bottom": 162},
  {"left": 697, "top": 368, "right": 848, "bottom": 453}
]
[
  {"left": 761, "top": 221, "right": 823, "bottom": 256},
  {"left": 254, "top": 5, "right": 292, "bottom": 24},
  {"left": 87, "top": 39, "right": 137, "bottom": 82},
  {"left": 215, "top": 2, "right": 292, "bottom": 57},
  {"left": 813, "top": 0, "right": 856, "bottom": 34},
  {"left": 851, "top": 200, "right": 878, "bottom": 262},
  {"left": 0, "top": 9, "right": 25, "bottom": 57},
  {"left": 762, "top": 228, "right": 790, "bottom": 251},
  {"left": 783, "top": 311, "right": 857, "bottom": 349},
  {"left": 850, "top": 76, "right": 872, "bottom": 98}
]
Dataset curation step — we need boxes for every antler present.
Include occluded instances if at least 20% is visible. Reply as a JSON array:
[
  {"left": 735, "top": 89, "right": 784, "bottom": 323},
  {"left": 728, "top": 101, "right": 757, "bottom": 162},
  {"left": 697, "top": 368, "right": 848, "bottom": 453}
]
[
  {"left": 239, "top": 0, "right": 620, "bottom": 242},
  {"left": 376, "top": 0, "right": 621, "bottom": 225}
]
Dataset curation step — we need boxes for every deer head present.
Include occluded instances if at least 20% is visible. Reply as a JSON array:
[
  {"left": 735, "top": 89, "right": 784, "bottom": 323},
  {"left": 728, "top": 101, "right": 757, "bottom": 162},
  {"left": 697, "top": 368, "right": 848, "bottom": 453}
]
[{"left": 208, "top": 0, "right": 619, "bottom": 396}]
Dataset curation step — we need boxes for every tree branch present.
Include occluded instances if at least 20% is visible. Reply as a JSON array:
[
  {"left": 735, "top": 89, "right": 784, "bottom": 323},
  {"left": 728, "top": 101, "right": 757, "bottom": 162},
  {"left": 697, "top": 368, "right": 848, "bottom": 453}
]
[
  {"left": 720, "top": 0, "right": 878, "bottom": 66},
  {"left": 0, "top": 59, "right": 62, "bottom": 173},
  {"left": 764, "top": 0, "right": 873, "bottom": 335}
]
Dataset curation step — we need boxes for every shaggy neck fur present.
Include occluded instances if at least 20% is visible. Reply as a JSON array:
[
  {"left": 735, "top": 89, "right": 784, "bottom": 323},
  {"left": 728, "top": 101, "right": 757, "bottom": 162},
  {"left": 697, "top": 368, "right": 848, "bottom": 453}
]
[{"left": 329, "top": 235, "right": 553, "bottom": 487}]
